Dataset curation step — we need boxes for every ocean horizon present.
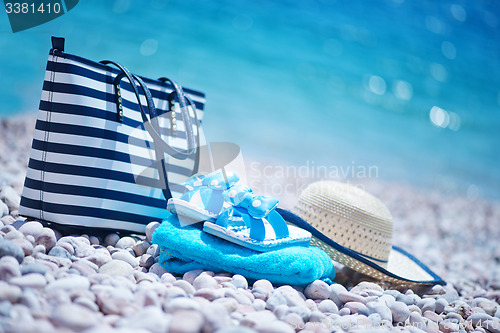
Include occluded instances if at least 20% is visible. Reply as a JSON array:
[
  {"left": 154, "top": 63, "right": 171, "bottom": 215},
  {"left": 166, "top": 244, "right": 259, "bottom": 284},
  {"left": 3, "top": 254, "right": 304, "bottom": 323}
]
[{"left": 1, "top": 0, "right": 499, "bottom": 199}]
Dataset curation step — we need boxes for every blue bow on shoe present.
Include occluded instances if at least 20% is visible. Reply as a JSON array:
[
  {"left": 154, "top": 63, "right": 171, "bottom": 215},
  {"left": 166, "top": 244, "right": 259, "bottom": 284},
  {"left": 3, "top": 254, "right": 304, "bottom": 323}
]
[
  {"left": 180, "top": 171, "right": 240, "bottom": 214},
  {"left": 216, "top": 186, "right": 289, "bottom": 241}
]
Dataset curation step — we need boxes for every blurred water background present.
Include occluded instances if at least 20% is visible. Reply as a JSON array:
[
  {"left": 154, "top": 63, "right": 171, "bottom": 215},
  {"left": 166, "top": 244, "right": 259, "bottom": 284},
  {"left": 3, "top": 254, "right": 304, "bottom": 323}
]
[{"left": 0, "top": 0, "right": 499, "bottom": 199}]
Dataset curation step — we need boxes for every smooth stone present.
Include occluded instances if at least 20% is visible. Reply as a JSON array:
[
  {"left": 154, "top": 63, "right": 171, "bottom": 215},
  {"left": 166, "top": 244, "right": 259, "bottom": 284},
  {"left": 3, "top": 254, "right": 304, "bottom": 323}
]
[
  {"left": 304, "top": 298, "right": 318, "bottom": 312},
  {"left": 309, "top": 310, "right": 327, "bottom": 323},
  {"left": 146, "top": 244, "right": 160, "bottom": 258},
  {"left": 194, "top": 288, "right": 219, "bottom": 301},
  {"left": 0, "top": 282, "right": 22, "bottom": 302},
  {"left": 304, "top": 280, "right": 330, "bottom": 300},
  {"left": 32, "top": 244, "right": 46, "bottom": 256},
  {"left": 20, "top": 262, "right": 47, "bottom": 275},
  {"left": 0, "top": 300, "right": 12, "bottom": 317},
  {"left": 51, "top": 303, "right": 98, "bottom": 331},
  {"left": 468, "top": 313, "right": 494, "bottom": 327},
  {"left": 0, "top": 238, "right": 25, "bottom": 263},
  {"left": 231, "top": 274, "right": 248, "bottom": 289},
  {"left": 85, "top": 248, "right": 112, "bottom": 267},
  {"left": 149, "top": 263, "right": 168, "bottom": 276},
  {"left": 10, "top": 273, "right": 46, "bottom": 289},
  {"left": 336, "top": 314, "right": 363, "bottom": 330},
  {"left": 283, "top": 312, "right": 304, "bottom": 330},
  {"left": 0, "top": 201, "right": 8, "bottom": 217},
  {"left": 36, "top": 228, "right": 56, "bottom": 251},
  {"left": 215, "top": 327, "right": 257, "bottom": 333},
  {"left": 287, "top": 305, "right": 311, "bottom": 322},
  {"left": 74, "top": 296, "right": 100, "bottom": 312},
  {"left": 417, "top": 298, "right": 436, "bottom": 313},
  {"left": 19, "top": 289, "right": 41, "bottom": 312},
  {"left": 145, "top": 221, "right": 160, "bottom": 242},
  {"left": 455, "top": 302, "right": 474, "bottom": 319},
  {"left": 213, "top": 297, "right": 239, "bottom": 313},
  {"left": 193, "top": 273, "right": 218, "bottom": 290},
  {"left": 436, "top": 298, "right": 449, "bottom": 314},
  {"left": 252, "top": 280, "right": 274, "bottom": 301},
  {"left": 318, "top": 299, "right": 339, "bottom": 314},
  {"left": 104, "top": 233, "right": 120, "bottom": 247},
  {"left": 94, "top": 286, "right": 135, "bottom": 315},
  {"left": 0, "top": 186, "right": 20, "bottom": 211},
  {"left": 48, "top": 245, "right": 72, "bottom": 259},
  {"left": 339, "top": 307, "right": 351, "bottom": 316},
  {"left": 133, "top": 270, "right": 156, "bottom": 283},
  {"left": 225, "top": 289, "right": 252, "bottom": 306},
  {"left": 111, "top": 250, "right": 139, "bottom": 267},
  {"left": 88, "top": 235, "right": 99, "bottom": 245},
  {"left": 272, "top": 304, "right": 289, "bottom": 320},
  {"left": 478, "top": 300, "right": 498, "bottom": 316},
  {"left": 241, "top": 310, "right": 277, "bottom": 328},
  {"left": 396, "top": 293, "right": 415, "bottom": 306},
  {"left": 115, "top": 236, "right": 136, "bottom": 249},
  {"left": 183, "top": 269, "right": 205, "bottom": 284},
  {"left": 409, "top": 312, "right": 427, "bottom": 331},
  {"left": 18, "top": 221, "right": 43, "bottom": 238},
  {"left": 379, "top": 294, "right": 396, "bottom": 307},
  {"left": 74, "top": 241, "right": 95, "bottom": 258},
  {"left": 132, "top": 240, "right": 150, "bottom": 257},
  {"left": 160, "top": 272, "right": 177, "bottom": 284},
  {"left": 330, "top": 283, "right": 348, "bottom": 307},
  {"left": 442, "top": 287, "right": 460, "bottom": 303},
  {"left": 390, "top": 301, "right": 410, "bottom": 323},
  {"left": 46, "top": 275, "right": 90, "bottom": 293},
  {"left": 11, "top": 238, "right": 33, "bottom": 256},
  {"left": 367, "top": 301, "right": 392, "bottom": 322},
  {"left": 275, "top": 286, "right": 307, "bottom": 308},
  {"left": 439, "top": 321, "right": 460, "bottom": 333},
  {"left": 99, "top": 259, "right": 134, "bottom": 276},
  {"left": 173, "top": 280, "right": 196, "bottom": 295},
  {"left": 338, "top": 290, "right": 366, "bottom": 305},
  {"left": 409, "top": 304, "right": 422, "bottom": 314},
  {"left": 351, "top": 281, "right": 384, "bottom": 293},
  {"left": 165, "top": 297, "right": 200, "bottom": 313},
  {"left": 169, "top": 310, "right": 204, "bottom": 333},
  {"left": 344, "top": 301, "right": 368, "bottom": 314},
  {"left": 5, "top": 230, "right": 24, "bottom": 241},
  {"left": 139, "top": 254, "right": 155, "bottom": 269},
  {"left": 116, "top": 306, "right": 170, "bottom": 333},
  {"left": 0, "top": 215, "right": 16, "bottom": 226},
  {"left": 266, "top": 290, "right": 287, "bottom": 311},
  {"left": 252, "top": 287, "right": 269, "bottom": 301},
  {"left": 424, "top": 310, "right": 443, "bottom": 323},
  {"left": 70, "top": 260, "right": 98, "bottom": 276},
  {"left": 253, "top": 299, "right": 266, "bottom": 311},
  {"left": 165, "top": 286, "right": 188, "bottom": 299},
  {"left": 0, "top": 256, "right": 21, "bottom": 280},
  {"left": 255, "top": 320, "right": 295, "bottom": 333}
]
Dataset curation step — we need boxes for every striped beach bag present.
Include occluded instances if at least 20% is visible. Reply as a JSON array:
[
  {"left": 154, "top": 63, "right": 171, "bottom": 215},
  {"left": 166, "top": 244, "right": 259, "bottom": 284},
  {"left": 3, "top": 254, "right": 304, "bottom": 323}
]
[{"left": 19, "top": 37, "right": 206, "bottom": 234}]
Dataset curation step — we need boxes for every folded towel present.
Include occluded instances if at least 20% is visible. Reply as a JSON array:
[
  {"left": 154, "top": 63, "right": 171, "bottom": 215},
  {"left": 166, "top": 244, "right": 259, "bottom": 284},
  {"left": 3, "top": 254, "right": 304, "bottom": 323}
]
[{"left": 152, "top": 215, "right": 335, "bottom": 286}]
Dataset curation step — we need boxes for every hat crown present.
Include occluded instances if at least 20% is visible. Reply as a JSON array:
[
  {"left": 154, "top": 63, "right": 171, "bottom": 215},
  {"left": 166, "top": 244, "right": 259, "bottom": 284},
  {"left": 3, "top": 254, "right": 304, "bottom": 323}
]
[{"left": 293, "top": 181, "right": 393, "bottom": 264}]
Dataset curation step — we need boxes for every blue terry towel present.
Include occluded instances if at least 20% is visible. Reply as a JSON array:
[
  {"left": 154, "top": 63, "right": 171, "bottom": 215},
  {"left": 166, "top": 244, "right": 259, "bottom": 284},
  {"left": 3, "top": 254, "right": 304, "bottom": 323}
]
[{"left": 152, "top": 215, "right": 335, "bottom": 286}]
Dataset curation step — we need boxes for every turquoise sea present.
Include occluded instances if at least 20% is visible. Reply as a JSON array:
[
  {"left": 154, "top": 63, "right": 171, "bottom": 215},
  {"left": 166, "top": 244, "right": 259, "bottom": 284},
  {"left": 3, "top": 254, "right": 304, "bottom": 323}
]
[{"left": 0, "top": 0, "right": 499, "bottom": 199}]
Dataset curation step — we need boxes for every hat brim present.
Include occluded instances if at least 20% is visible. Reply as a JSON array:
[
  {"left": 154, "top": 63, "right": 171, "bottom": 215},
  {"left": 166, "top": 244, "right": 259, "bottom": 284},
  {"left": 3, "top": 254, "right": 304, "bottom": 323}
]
[{"left": 277, "top": 208, "right": 445, "bottom": 285}]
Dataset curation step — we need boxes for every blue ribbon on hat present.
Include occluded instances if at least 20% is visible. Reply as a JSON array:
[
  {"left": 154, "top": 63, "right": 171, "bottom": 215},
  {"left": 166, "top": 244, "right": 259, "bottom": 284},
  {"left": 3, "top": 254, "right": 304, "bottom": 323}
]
[
  {"left": 180, "top": 171, "right": 240, "bottom": 214},
  {"left": 216, "top": 185, "right": 289, "bottom": 241}
]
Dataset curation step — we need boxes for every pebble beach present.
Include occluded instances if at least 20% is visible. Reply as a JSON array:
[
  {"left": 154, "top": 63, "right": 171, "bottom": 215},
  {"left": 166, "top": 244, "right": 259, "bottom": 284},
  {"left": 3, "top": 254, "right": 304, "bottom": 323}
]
[{"left": 0, "top": 115, "right": 500, "bottom": 333}]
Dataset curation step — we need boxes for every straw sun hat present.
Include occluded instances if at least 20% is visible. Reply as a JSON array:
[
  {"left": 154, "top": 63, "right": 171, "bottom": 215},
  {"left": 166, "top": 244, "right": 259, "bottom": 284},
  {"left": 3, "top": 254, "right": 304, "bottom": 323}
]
[{"left": 278, "top": 181, "right": 444, "bottom": 285}]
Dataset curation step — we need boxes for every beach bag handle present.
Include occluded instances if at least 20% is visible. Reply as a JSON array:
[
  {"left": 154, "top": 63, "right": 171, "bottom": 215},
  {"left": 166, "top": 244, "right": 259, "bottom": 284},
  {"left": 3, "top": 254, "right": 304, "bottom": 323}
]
[
  {"left": 99, "top": 60, "right": 199, "bottom": 200},
  {"left": 99, "top": 60, "right": 197, "bottom": 158}
]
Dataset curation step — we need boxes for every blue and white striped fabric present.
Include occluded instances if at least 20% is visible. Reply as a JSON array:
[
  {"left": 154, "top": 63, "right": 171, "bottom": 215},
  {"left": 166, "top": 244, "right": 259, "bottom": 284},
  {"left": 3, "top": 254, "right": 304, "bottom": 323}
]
[{"left": 19, "top": 48, "right": 205, "bottom": 233}]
